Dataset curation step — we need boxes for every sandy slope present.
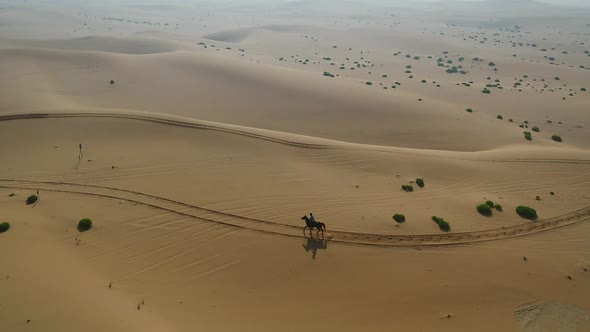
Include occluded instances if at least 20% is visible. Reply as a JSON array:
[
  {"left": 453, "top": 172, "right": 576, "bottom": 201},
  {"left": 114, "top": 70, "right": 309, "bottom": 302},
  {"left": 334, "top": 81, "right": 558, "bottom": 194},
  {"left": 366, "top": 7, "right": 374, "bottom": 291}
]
[{"left": 1, "top": 1, "right": 590, "bottom": 331}]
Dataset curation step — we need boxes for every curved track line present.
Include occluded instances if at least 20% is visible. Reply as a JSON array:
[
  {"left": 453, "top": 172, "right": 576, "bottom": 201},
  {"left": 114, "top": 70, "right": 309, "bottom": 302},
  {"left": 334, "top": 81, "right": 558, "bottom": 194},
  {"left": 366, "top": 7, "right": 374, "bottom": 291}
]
[
  {"left": 2, "top": 179, "right": 589, "bottom": 247},
  {"left": 1, "top": 110, "right": 590, "bottom": 164}
]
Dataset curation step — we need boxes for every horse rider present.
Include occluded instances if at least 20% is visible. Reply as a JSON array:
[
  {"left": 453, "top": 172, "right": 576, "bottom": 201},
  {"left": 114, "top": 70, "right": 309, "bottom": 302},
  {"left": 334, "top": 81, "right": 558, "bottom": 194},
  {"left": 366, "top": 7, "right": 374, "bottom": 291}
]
[{"left": 310, "top": 212, "right": 316, "bottom": 224}]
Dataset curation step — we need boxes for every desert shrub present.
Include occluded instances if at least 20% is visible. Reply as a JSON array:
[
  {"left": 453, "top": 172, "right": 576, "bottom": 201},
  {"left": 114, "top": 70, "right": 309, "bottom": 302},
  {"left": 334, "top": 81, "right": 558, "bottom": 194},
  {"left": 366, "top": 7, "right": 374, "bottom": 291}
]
[
  {"left": 9, "top": 193, "right": 14, "bottom": 197},
  {"left": 393, "top": 214, "right": 406, "bottom": 223},
  {"left": 110, "top": 80, "right": 115, "bottom": 85},
  {"left": 466, "top": 108, "right": 473, "bottom": 113},
  {"left": 582, "top": 88, "right": 587, "bottom": 92},
  {"left": 550, "top": 191, "right": 555, "bottom": 195},
  {"left": 485, "top": 200, "right": 495, "bottom": 208},
  {"left": 78, "top": 218, "right": 93, "bottom": 232},
  {"left": 524, "top": 132, "right": 532, "bottom": 141},
  {"left": 516, "top": 206, "right": 537, "bottom": 220},
  {"left": 431, "top": 216, "right": 451, "bottom": 232},
  {"left": 401, "top": 184, "right": 414, "bottom": 192},
  {"left": 0, "top": 222, "right": 10, "bottom": 233},
  {"left": 415, "top": 178, "right": 425, "bottom": 188},
  {"left": 26, "top": 195, "right": 38, "bottom": 205},
  {"left": 536, "top": 196, "right": 541, "bottom": 201},
  {"left": 477, "top": 204, "right": 492, "bottom": 216},
  {"left": 495, "top": 204, "right": 503, "bottom": 211},
  {"left": 489, "top": 62, "right": 496, "bottom": 66},
  {"left": 551, "top": 135, "right": 562, "bottom": 142},
  {"left": 555, "top": 76, "right": 560, "bottom": 80},
  {"left": 482, "top": 88, "right": 491, "bottom": 94},
  {"left": 365, "top": 82, "right": 373, "bottom": 86},
  {"left": 323, "top": 72, "right": 335, "bottom": 78},
  {"left": 532, "top": 126, "right": 540, "bottom": 132},
  {"left": 497, "top": 115, "right": 503, "bottom": 120}
]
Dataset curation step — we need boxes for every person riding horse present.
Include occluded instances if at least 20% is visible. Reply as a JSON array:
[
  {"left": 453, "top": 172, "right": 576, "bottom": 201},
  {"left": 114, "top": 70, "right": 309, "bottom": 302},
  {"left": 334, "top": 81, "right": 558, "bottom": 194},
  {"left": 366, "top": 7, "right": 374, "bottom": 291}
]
[{"left": 301, "top": 213, "right": 326, "bottom": 233}]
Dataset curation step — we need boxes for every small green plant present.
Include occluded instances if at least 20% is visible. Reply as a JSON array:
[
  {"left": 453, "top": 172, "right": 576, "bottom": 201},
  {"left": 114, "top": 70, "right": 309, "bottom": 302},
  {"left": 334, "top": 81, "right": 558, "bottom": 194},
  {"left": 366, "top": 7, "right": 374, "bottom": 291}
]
[
  {"left": 401, "top": 184, "right": 414, "bottom": 192},
  {"left": 323, "top": 72, "right": 335, "bottom": 78},
  {"left": 466, "top": 108, "right": 473, "bottom": 113},
  {"left": 516, "top": 206, "right": 537, "bottom": 220},
  {"left": 551, "top": 135, "right": 562, "bottom": 142},
  {"left": 26, "top": 195, "right": 38, "bottom": 205},
  {"left": 524, "top": 131, "right": 532, "bottom": 141},
  {"left": 485, "top": 200, "right": 495, "bottom": 208},
  {"left": 550, "top": 191, "right": 555, "bottom": 195},
  {"left": 432, "top": 216, "right": 451, "bottom": 232},
  {"left": 8, "top": 193, "right": 15, "bottom": 197},
  {"left": 365, "top": 82, "right": 373, "bottom": 86},
  {"left": 495, "top": 204, "right": 503, "bottom": 211},
  {"left": 532, "top": 126, "right": 540, "bottom": 132},
  {"left": 482, "top": 88, "right": 491, "bottom": 94},
  {"left": 0, "top": 222, "right": 10, "bottom": 233},
  {"left": 78, "top": 218, "right": 93, "bottom": 232},
  {"left": 582, "top": 88, "right": 587, "bottom": 92},
  {"left": 393, "top": 214, "right": 406, "bottom": 223},
  {"left": 536, "top": 196, "right": 541, "bottom": 201},
  {"left": 497, "top": 115, "right": 503, "bottom": 120},
  {"left": 477, "top": 204, "right": 492, "bottom": 216},
  {"left": 415, "top": 178, "right": 425, "bottom": 188}
]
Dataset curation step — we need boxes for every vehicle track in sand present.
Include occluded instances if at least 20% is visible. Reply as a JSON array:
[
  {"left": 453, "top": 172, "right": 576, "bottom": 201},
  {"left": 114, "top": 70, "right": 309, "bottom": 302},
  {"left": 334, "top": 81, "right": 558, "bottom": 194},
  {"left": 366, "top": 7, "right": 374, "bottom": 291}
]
[
  {"left": 2, "top": 179, "right": 589, "bottom": 247},
  {"left": 2, "top": 110, "right": 590, "bottom": 165}
]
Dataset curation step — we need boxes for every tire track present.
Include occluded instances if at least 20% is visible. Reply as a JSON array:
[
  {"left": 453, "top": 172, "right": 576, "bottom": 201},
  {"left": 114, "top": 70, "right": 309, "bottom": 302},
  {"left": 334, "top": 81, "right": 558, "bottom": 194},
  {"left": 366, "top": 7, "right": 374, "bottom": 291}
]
[
  {"left": 1, "top": 110, "right": 590, "bottom": 165},
  {"left": 1, "top": 179, "right": 589, "bottom": 247}
]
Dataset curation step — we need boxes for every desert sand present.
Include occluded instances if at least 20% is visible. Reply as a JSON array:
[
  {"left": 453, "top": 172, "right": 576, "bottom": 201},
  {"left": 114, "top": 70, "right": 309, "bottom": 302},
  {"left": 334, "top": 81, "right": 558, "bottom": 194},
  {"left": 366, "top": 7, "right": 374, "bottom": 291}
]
[{"left": 1, "top": 0, "right": 590, "bottom": 331}]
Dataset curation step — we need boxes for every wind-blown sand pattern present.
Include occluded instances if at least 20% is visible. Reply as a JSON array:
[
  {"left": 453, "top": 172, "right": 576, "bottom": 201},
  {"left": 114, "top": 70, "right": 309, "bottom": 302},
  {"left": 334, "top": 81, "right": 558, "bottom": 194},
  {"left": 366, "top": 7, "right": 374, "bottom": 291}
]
[{"left": 1, "top": 1, "right": 590, "bottom": 331}]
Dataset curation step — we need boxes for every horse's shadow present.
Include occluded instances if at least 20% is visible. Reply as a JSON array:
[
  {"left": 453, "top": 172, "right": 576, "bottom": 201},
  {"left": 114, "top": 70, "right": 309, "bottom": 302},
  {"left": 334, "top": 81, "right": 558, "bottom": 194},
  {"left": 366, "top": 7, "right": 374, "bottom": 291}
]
[{"left": 302, "top": 234, "right": 328, "bottom": 260}]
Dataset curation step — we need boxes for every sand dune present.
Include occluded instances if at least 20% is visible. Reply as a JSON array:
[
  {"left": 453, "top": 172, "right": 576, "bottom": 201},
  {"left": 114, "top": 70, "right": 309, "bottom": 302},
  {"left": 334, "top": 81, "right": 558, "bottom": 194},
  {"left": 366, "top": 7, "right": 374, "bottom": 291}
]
[{"left": 1, "top": 1, "right": 590, "bottom": 331}]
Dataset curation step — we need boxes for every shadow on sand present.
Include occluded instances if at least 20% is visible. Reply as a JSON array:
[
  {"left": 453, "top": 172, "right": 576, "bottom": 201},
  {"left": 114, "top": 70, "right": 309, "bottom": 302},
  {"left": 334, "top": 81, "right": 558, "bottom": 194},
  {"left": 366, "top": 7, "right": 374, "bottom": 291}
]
[{"left": 302, "top": 233, "right": 328, "bottom": 260}]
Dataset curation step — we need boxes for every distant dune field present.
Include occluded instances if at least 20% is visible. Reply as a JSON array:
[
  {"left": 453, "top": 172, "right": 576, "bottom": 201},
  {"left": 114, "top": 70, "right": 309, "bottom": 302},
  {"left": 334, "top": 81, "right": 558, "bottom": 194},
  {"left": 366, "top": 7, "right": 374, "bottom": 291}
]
[{"left": 1, "top": 1, "right": 589, "bottom": 331}]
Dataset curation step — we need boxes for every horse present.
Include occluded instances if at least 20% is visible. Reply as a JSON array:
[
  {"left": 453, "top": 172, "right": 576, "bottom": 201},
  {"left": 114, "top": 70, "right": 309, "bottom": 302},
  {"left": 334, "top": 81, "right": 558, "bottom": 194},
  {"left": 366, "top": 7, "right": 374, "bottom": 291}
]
[{"left": 301, "top": 215, "right": 326, "bottom": 233}]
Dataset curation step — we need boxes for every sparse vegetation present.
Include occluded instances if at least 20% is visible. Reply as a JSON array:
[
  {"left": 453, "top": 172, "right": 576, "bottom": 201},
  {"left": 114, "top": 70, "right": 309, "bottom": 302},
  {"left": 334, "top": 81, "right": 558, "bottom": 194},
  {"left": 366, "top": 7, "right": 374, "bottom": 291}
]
[
  {"left": 516, "top": 206, "right": 537, "bottom": 220},
  {"left": 466, "top": 108, "right": 473, "bottom": 113},
  {"left": 323, "top": 72, "right": 335, "bottom": 78},
  {"left": 497, "top": 115, "right": 503, "bottom": 120},
  {"left": 393, "top": 214, "right": 406, "bottom": 223},
  {"left": 415, "top": 178, "right": 425, "bottom": 188},
  {"left": 431, "top": 216, "right": 451, "bottom": 232},
  {"left": 110, "top": 80, "right": 115, "bottom": 85},
  {"left": 401, "top": 184, "right": 414, "bottom": 192},
  {"left": 0, "top": 222, "right": 10, "bottom": 233},
  {"left": 78, "top": 218, "right": 93, "bottom": 232},
  {"left": 8, "top": 193, "right": 14, "bottom": 197},
  {"left": 485, "top": 200, "right": 495, "bottom": 208},
  {"left": 477, "top": 204, "right": 492, "bottom": 216},
  {"left": 482, "top": 88, "right": 491, "bottom": 94},
  {"left": 532, "top": 126, "right": 540, "bottom": 132},
  {"left": 536, "top": 196, "right": 541, "bottom": 201},
  {"left": 524, "top": 131, "right": 532, "bottom": 141},
  {"left": 26, "top": 195, "right": 38, "bottom": 205},
  {"left": 495, "top": 204, "right": 503, "bottom": 211},
  {"left": 551, "top": 135, "right": 562, "bottom": 142}
]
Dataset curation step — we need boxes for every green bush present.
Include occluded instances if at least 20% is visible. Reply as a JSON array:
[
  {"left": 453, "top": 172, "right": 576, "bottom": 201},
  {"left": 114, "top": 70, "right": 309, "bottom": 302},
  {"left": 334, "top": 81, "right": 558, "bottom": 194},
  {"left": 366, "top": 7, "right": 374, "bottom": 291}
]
[
  {"left": 524, "top": 132, "right": 532, "bottom": 141},
  {"left": 466, "top": 108, "right": 473, "bottom": 113},
  {"left": 415, "top": 178, "right": 425, "bottom": 188},
  {"left": 432, "top": 216, "right": 451, "bottom": 232},
  {"left": 401, "top": 184, "right": 414, "bottom": 192},
  {"left": 393, "top": 214, "right": 406, "bottom": 223},
  {"left": 497, "top": 115, "right": 503, "bottom": 120},
  {"left": 0, "top": 222, "right": 10, "bottom": 233},
  {"left": 532, "top": 126, "right": 540, "bottom": 132},
  {"left": 550, "top": 192, "right": 555, "bottom": 196},
  {"left": 495, "top": 204, "right": 503, "bottom": 211},
  {"left": 482, "top": 88, "right": 491, "bottom": 94},
  {"left": 8, "top": 193, "right": 14, "bottom": 197},
  {"left": 477, "top": 204, "right": 492, "bottom": 216},
  {"left": 516, "top": 206, "right": 537, "bottom": 220},
  {"left": 26, "top": 195, "right": 38, "bottom": 205},
  {"left": 485, "top": 200, "right": 495, "bottom": 208},
  {"left": 551, "top": 135, "right": 562, "bottom": 142},
  {"left": 78, "top": 218, "right": 93, "bottom": 232},
  {"left": 536, "top": 196, "right": 541, "bottom": 201}
]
